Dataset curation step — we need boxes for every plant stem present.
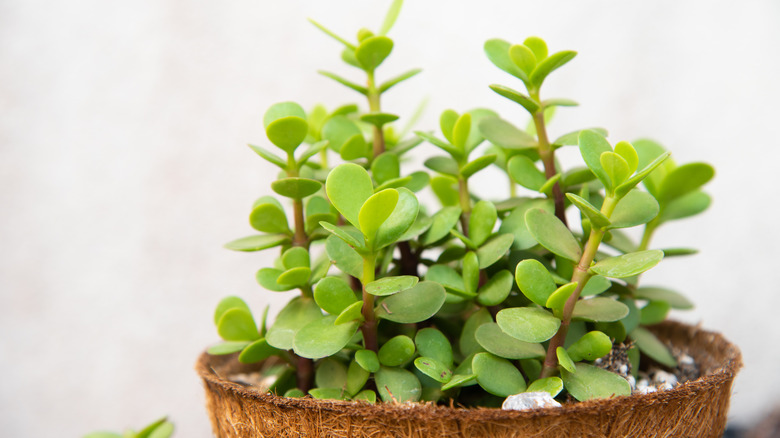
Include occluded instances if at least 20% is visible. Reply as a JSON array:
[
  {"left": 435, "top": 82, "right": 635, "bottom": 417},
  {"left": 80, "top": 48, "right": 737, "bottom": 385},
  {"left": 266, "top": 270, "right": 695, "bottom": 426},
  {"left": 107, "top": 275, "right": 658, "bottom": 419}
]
[
  {"left": 367, "top": 71, "right": 385, "bottom": 157},
  {"left": 458, "top": 177, "right": 471, "bottom": 234},
  {"left": 294, "top": 352, "right": 313, "bottom": 393},
  {"left": 530, "top": 97, "right": 567, "bottom": 227},
  {"left": 638, "top": 218, "right": 659, "bottom": 251},
  {"left": 360, "top": 252, "right": 378, "bottom": 352},
  {"left": 540, "top": 196, "right": 618, "bottom": 378}
]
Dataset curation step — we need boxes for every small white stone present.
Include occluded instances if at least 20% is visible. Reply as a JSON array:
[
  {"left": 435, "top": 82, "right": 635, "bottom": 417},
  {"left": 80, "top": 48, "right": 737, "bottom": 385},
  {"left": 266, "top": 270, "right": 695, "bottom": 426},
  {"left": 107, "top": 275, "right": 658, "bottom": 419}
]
[
  {"left": 659, "top": 382, "right": 674, "bottom": 391},
  {"left": 627, "top": 375, "right": 636, "bottom": 389},
  {"left": 502, "top": 392, "right": 562, "bottom": 411},
  {"left": 636, "top": 386, "right": 657, "bottom": 395},
  {"left": 652, "top": 370, "right": 678, "bottom": 386},
  {"left": 636, "top": 379, "right": 650, "bottom": 390},
  {"left": 679, "top": 354, "right": 695, "bottom": 365},
  {"left": 618, "top": 364, "right": 629, "bottom": 375}
]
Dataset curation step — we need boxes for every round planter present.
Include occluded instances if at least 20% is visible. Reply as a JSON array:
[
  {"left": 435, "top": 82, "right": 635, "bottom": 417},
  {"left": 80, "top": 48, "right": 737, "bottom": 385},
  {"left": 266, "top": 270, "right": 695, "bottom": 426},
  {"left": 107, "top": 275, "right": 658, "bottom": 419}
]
[{"left": 196, "top": 321, "right": 742, "bottom": 438}]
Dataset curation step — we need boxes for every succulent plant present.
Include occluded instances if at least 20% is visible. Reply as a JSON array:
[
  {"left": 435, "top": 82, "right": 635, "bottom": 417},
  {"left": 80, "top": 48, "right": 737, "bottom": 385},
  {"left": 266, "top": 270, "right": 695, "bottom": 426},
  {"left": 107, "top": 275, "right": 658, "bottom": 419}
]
[
  {"left": 84, "top": 417, "right": 174, "bottom": 438},
  {"left": 209, "top": 0, "right": 713, "bottom": 405}
]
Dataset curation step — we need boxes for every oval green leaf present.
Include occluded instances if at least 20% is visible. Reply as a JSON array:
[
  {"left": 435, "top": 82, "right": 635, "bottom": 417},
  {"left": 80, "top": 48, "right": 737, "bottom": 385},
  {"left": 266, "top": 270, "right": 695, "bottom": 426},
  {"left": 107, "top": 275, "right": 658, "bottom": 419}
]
[
  {"left": 475, "top": 322, "right": 545, "bottom": 360},
  {"left": 375, "top": 366, "right": 421, "bottom": 403},
  {"left": 560, "top": 362, "right": 631, "bottom": 401},
  {"left": 496, "top": 307, "right": 561, "bottom": 343},
  {"left": 326, "top": 163, "right": 374, "bottom": 228},
  {"left": 572, "top": 297, "right": 630, "bottom": 322},
  {"left": 366, "top": 275, "right": 419, "bottom": 296},
  {"left": 473, "top": 352, "right": 527, "bottom": 396},
  {"left": 589, "top": 250, "right": 664, "bottom": 279},
  {"left": 292, "top": 315, "right": 359, "bottom": 359},
  {"left": 525, "top": 208, "right": 582, "bottom": 262},
  {"left": 375, "top": 281, "right": 446, "bottom": 323}
]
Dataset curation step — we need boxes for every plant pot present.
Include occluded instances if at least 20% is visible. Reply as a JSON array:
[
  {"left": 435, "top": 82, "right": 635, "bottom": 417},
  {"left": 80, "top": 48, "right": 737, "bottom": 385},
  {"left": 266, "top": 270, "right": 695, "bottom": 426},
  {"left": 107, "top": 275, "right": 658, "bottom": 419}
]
[{"left": 196, "top": 320, "right": 741, "bottom": 438}]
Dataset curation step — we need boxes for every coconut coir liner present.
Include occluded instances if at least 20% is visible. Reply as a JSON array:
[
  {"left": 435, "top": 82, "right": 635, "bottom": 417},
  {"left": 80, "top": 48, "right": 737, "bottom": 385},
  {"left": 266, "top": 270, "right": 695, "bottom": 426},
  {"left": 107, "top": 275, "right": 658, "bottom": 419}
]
[{"left": 196, "top": 321, "right": 742, "bottom": 438}]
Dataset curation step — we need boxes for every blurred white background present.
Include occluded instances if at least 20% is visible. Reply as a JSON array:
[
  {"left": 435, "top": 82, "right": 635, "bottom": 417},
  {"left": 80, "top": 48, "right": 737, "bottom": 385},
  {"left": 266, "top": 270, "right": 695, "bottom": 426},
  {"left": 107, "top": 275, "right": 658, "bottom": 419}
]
[{"left": 1, "top": 0, "right": 778, "bottom": 436}]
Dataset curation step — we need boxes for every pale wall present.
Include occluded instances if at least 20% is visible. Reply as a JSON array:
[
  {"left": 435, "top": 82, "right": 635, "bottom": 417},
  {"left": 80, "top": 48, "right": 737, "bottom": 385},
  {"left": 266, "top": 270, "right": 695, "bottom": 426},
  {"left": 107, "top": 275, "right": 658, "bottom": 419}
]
[{"left": 1, "top": 1, "right": 778, "bottom": 436}]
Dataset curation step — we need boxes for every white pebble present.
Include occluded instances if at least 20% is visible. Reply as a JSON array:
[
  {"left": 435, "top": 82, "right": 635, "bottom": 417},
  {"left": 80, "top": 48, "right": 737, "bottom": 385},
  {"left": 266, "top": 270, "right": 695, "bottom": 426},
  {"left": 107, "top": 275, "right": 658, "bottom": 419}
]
[
  {"left": 502, "top": 392, "right": 562, "bottom": 411},
  {"left": 652, "top": 370, "right": 678, "bottom": 386},
  {"left": 659, "top": 382, "right": 674, "bottom": 391},
  {"left": 636, "top": 379, "right": 650, "bottom": 390},
  {"left": 619, "top": 364, "right": 628, "bottom": 375},
  {"left": 679, "top": 354, "right": 695, "bottom": 365},
  {"left": 626, "top": 375, "right": 636, "bottom": 389},
  {"left": 636, "top": 386, "right": 657, "bottom": 395}
]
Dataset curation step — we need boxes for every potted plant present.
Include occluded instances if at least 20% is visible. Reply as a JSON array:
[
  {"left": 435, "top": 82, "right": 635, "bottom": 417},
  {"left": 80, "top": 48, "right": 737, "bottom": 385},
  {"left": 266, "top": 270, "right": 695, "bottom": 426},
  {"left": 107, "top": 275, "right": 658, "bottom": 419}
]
[{"left": 197, "top": 1, "right": 741, "bottom": 436}]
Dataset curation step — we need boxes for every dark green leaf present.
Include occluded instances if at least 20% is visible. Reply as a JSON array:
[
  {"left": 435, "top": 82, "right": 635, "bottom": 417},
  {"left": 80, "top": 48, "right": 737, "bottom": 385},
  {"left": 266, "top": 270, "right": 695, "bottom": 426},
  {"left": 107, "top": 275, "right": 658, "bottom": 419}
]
[
  {"left": 473, "top": 352, "right": 527, "bottom": 396},
  {"left": 378, "top": 335, "right": 415, "bottom": 367},
  {"left": 314, "top": 277, "right": 357, "bottom": 315},
  {"left": 631, "top": 327, "right": 677, "bottom": 367},
  {"left": 316, "top": 357, "right": 348, "bottom": 390},
  {"left": 639, "top": 301, "right": 670, "bottom": 325},
  {"left": 460, "top": 308, "right": 492, "bottom": 357},
  {"left": 293, "top": 315, "right": 359, "bottom": 359},
  {"left": 371, "top": 152, "right": 400, "bottom": 185},
  {"left": 414, "top": 357, "right": 452, "bottom": 383},
  {"left": 415, "top": 327, "right": 454, "bottom": 367},
  {"left": 508, "top": 155, "right": 546, "bottom": 191},
  {"left": 525, "top": 208, "right": 582, "bottom": 262},
  {"left": 325, "top": 235, "right": 363, "bottom": 278},
  {"left": 376, "top": 366, "right": 421, "bottom": 403},
  {"left": 476, "top": 233, "right": 514, "bottom": 269},
  {"left": 422, "top": 206, "right": 461, "bottom": 245},
  {"left": 347, "top": 358, "right": 370, "bottom": 396},
  {"left": 496, "top": 307, "right": 560, "bottom": 343},
  {"left": 561, "top": 363, "right": 631, "bottom": 401},
  {"left": 375, "top": 281, "right": 446, "bottom": 323},
  {"left": 475, "top": 322, "right": 545, "bottom": 360},
  {"left": 477, "top": 269, "right": 513, "bottom": 306}
]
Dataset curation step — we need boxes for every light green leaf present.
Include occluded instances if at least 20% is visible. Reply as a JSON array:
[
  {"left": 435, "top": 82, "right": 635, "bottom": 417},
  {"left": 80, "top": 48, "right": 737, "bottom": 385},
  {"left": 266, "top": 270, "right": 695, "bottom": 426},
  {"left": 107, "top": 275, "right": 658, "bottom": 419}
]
[
  {"left": 508, "top": 155, "right": 546, "bottom": 191},
  {"left": 473, "top": 352, "right": 527, "bottom": 396},
  {"left": 346, "top": 358, "right": 370, "bottom": 396},
  {"left": 355, "top": 36, "right": 393, "bottom": 72},
  {"left": 580, "top": 275, "right": 611, "bottom": 297},
  {"left": 572, "top": 297, "right": 630, "bottom": 322},
  {"left": 476, "top": 233, "right": 514, "bottom": 269},
  {"left": 378, "top": 0, "right": 403, "bottom": 35},
  {"left": 256, "top": 268, "right": 295, "bottom": 292},
  {"left": 271, "top": 177, "right": 322, "bottom": 199},
  {"left": 325, "top": 235, "right": 363, "bottom": 278},
  {"left": 430, "top": 175, "right": 459, "bottom": 206},
  {"left": 276, "top": 266, "right": 311, "bottom": 286},
  {"left": 525, "top": 208, "right": 582, "bottom": 262},
  {"left": 416, "top": 131, "right": 461, "bottom": 158},
  {"left": 639, "top": 300, "right": 671, "bottom": 325},
  {"left": 248, "top": 144, "right": 287, "bottom": 169},
  {"left": 314, "top": 277, "right": 357, "bottom": 315},
  {"left": 515, "top": 259, "right": 557, "bottom": 306},
  {"left": 614, "top": 141, "right": 638, "bottom": 174},
  {"left": 615, "top": 151, "right": 671, "bottom": 198},
  {"left": 452, "top": 113, "right": 471, "bottom": 151},
  {"left": 529, "top": 50, "right": 577, "bottom": 88},
  {"left": 422, "top": 206, "right": 462, "bottom": 245},
  {"left": 366, "top": 275, "right": 418, "bottom": 296},
  {"left": 326, "top": 163, "right": 374, "bottom": 228},
  {"left": 319, "top": 222, "right": 365, "bottom": 249},
  {"left": 496, "top": 307, "right": 560, "bottom": 343},
  {"left": 375, "top": 281, "right": 446, "bottom": 323},
  {"left": 556, "top": 347, "right": 576, "bottom": 373},
  {"left": 238, "top": 338, "right": 277, "bottom": 364},
  {"left": 371, "top": 152, "right": 400, "bottom": 185},
  {"left": 566, "top": 193, "right": 610, "bottom": 230},
  {"left": 414, "top": 357, "right": 452, "bottom": 383},
  {"left": 217, "top": 308, "right": 259, "bottom": 342},
  {"left": 561, "top": 363, "right": 631, "bottom": 401},
  {"left": 424, "top": 156, "right": 459, "bottom": 176},
  {"left": 224, "top": 234, "right": 291, "bottom": 252},
  {"left": 379, "top": 68, "right": 422, "bottom": 93},
  {"left": 359, "top": 189, "right": 399, "bottom": 245},
  {"left": 660, "top": 190, "right": 711, "bottom": 223},
  {"left": 631, "top": 327, "right": 677, "bottom": 367},
  {"left": 264, "top": 102, "right": 308, "bottom": 153},
  {"left": 475, "top": 322, "right": 545, "bottom": 360},
  {"left": 553, "top": 128, "right": 608, "bottom": 147},
  {"left": 460, "top": 154, "right": 497, "bottom": 178},
  {"left": 373, "top": 188, "right": 419, "bottom": 250},
  {"left": 424, "top": 264, "right": 465, "bottom": 296},
  {"left": 567, "top": 331, "right": 612, "bottom": 362},
  {"left": 308, "top": 388, "right": 347, "bottom": 400},
  {"left": 266, "top": 297, "right": 322, "bottom": 350},
  {"left": 322, "top": 116, "right": 362, "bottom": 152},
  {"left": 376, "top": 366, "right": 421, "bottom": 403},
  {"left": 657, "top": 162, "right": 715, "bottom": 204},
  {"left": 600, "top": 151, "right": 630, "bottom": 189},
  {"left": 589, "top": 250, "right": 664, "bottom": 278},
  {"left": 509, "top": 44, "right": 536, "bottom": 76},
  {"left": 476, "top": 269, "right": 513, "bottom": 306},
  {"left": 441, "top": 373, "right": 478, "bottom": 391},
  {"left": 415, "top": 328, "right": 453, "bottom": 367},
  {"left": 360, "top": 112, "right": 399, "bottom": 128},
  {"left": 292, "top": 315, "right": 359, "bottom": 359},
  {"left": 282, "top": 247, "right": 309, "bottom": 269},
  {"left": 608, "top": 190, "right": 659, "bottom": 229},
  {"left": 579, "top": 129, "right": 613, "bottom": 190},
  {"left": 459, "top": 308, "right": 492, "bottom": 357},
  {"left": 499, "top": 198, "right": 555, "bottom": 250},
  {"left": 378, "top": 335, "right": 415, "bottom": 367},
  {"left": 523, "top": 36, "right": 548, "bottom": 61},
  {"left": 317, "top": 70, "right": 368, "bottom": 95},
  {"left": 526, "top": 377, "right": 563, "bottom": 397},
  {"left": 353, "top": 389, "right": 376, "bottom": 403},
  {"left": 439, "top": 109, "right": 459, "bottom": 144},
  {"left": 214, "top": 296, "right": 251, "bottom": 325},
  {"left": 484, "top": 39, "right": 526, "bottom": 81},
  {"left": 546, "top": 282, "right": 578, "bottom": 318},
  {"left": 316, "top": 357, "right": 348, "bottom": 390},
  {"left": 478, "top": 117, "right": 536, "bottom": 150},
  {"left": 634, "top": 287, "right": 694, "bottom": 310},
  {"left": 489, "top": 84, "right": 540, "bottom": 114},
  {"left": 207, "top": 341, "right": 250, "bottom": 355},
  {"left": 469, "top": 200, "right": 497, "bottom": 247},
  {"left": 355, "top": 349, "right": 380, "bottom": 373},
  {"left": 307, "top": 18, "right": 356, "bottom": 50}
]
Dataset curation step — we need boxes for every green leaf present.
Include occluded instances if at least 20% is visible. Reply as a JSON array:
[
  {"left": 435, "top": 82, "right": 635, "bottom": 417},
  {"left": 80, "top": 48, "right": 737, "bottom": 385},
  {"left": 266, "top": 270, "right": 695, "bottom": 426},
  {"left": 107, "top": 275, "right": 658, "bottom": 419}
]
[
  {"left": 309, "top": 388, "right": 346, "bottom": 400},
  {"left": 263, "top": 102, "right": 308, "bottom": 153},
  {"left": 526, "top": 377, "right": 563, "bottom": 397},
  {"left": 473, "top": 352, "right": 527, "bottom": 396},
  {"left": 523, "top": 36, "right": 548, "bottom": 60},
  {"left": 375, "top": 281, "right": 446, "bottom": 323},
  {"left": 416, "top": 131, "right": 461, "bottom": 158},
  {"left": 556, "top": 347, "right": 576, "bottom": 373},
  {"left": 499, "top": 198, "right": 554, "bottom": 250},
  {"left": 439, "top": 109, "right": 459, "bottom": 144},
  {"left": 371, "top": 152, "right": 400, "bottom": 185},
  {"left": 460, "top": 308, "right": 493, "bottom": 357},
  {"left": 451, "top": 113, "right": 472, "bottom": 151},
  {"left": 514, "top": 259, "right": 557, "bottom": 306},
  {"left": 214, "top": 296, "right": 251, "bottom": 325},
  {"left": 462, "top": 252, "right": 479, "bottom": 295},
  {"left": 266, "top": 297, "right": 322, "bottom": 350},
  {"left": 476, "top": 233, "right": 514, "bottom": 269},
  {"left": 489, "top": 84, "right": 539, "bottom": 114},
  {"left": 529, "top": 50, "right": 576, "bottom": 88},
  {"left": 355, "top": 349, "right": 380, "bottom": 373},
  {"left": 276, "top": 266, "right": 311, "bottom": 286},
  {"left": 600, "top": 151, "right": 630, "bottom": 189},
  {"left": 478, "top": 117, "right": 536, "bottom": 150},
  {"left": 484, "top": 39, "right": 526, "bottom": 81},
  {"left": 378, "top": 0, "right": 403, "bottom": 35},
  {"left": 415, "top": 328, "right": 454, "bottom": 367},
  {"left": 355, "top": 36, "right": 393, "bottom": 72},
  {"left": 326, "top": 163, "right": 374, "bottom": 228},
  {"left": 631, "top": 326, "right": 677, "bottom": 367},
  {"left": 217, "top": 308, "right": 259, "bottom": 342},
  {"left": 469, "top": 200, "right": 497, "bottom": 247},
  {"left": 525, "top": 208, "right": 582, "bottom": 262},
  {"left": 375, "top": 366, "right": 421, "bottom": 403},
  {"left": 553, "top": 128, "right": 608, "bottom": 147},
  {"left": 256, "top": 268, "right": 295, "bottom": 292},
  {"left": 508, "top": 155, "right": 546, "bottom": 191},
  {"left": 633, "top": 139, "right": 672, "bottom": 195},
  {"left": 325, "top": 234, "right": 363, "bottom": 278},
  {"left": 314, "top": 277, "right": 357, "bottom": 315},
  {"left": 476, "top": 269, "right": 513, "bottom": 306},
  {"left": 615, "top": 151, "right": 672, "bottom": 198},
  {"left": 566, "top": 193, "right": 610, "bottom": 230},
  {"left": 589, "top": 250, "right": 664, "bottom": 279},
  {"left": 580, "top": 275, "right": 611, "bottom": 297},
  {"left": 225, "top": 234, "right": 290, "bottom": 252},
  {"left": 542, "top": 98, "right": 579, "bottom": 109},
  {"left": 207, "top": 341, "right": 250, "bottom": 355},
  {"left": 379, "top": 68, "right": 422, "bottom": 93},
  {"left": 614, "top": 141, "right": 638, "bottom": 174},
  {"left": 353, "top": 389, "right": 376, "bottom": 403},
  {"left": 282, "top": 247, "right": 310, "bottom": 269},
  {"left": 422, "top": 206, "right": 462, "bottom": 245},
  {"left": 619, "top": 297, "right": 641, "bottom": 334},
  {"left": 639, "top": 301, "right": 670, "bottom": 325},
  {"left": 475, "top": 322, "right": 545, "bottom": 360},
  {"left": 248, "top": 144, "right": 287, "bottom": 169},
  {"left": 322, "top": 116, "right": 362, "bottom": 153},
  {"left": 509, "top": 44, "right": 536, "bottom": 76},
  {"left": 572, "top": 297, "right": 630, "bottom": 322},
  {"left": 441, "top": 373, "right": 478, "bottom": 391},
  {"left": 360, "top": 112, "right": 399, "bottom": 127},
  {"left": 359, "top": 189, "right": 399, "bottom": 245},
  {"left": 319, "top": 222, "right": 365, "bottom": 249},
  {"left": 307, "top": 18, "right": 356, "bottom": 50},
  {"left": 496, "top": 307, "right": 560, "bottom": 343},
  {"left": 271, "top": 178, "right": 322, "bottom": 199},
  {"left": 283, "top": 388, "right": 305, "bottom": 398},
  {"left": 657, "top": 162, "right": 715, "bottom": 204},
  {"left": 660, "top": 190, "right": 711, "bottom": 223},
  {"left": 608, "top": 190, "right": 659, "bottom": 229},
  {"left": 414, "top": 357, "right": 452, "bottom": 383},
  {"left": 567, "top": 331, "right": 612, "bottom": 362},
  {"left": 317, "top": 70, "right": 368, "bottom": 95},
  {"left": 373, "top": 188, "right": 419, "bottom": 249},
  {"left": 316, "top": 357, "right": 348, "bottom": 390},
  {"left": 424, "top": 156, "right": 459, "bottom": 176},
  {"left": 83, "top": 432, "right": 123, "bottom": 438},
  {"left": 293, "top": 315, "right": 359, "bottom": 359},
  {"left": 347, "top": 358, "right": 370, "bottom": 396},
  {"left": 460, "top": 154, "right": 497, "bottom": 178},
  {"left": 579, "top": 129, "right": 613, "bottom": 190},
  {"left": 366, "top": 275, "right": 419, "bottom": 296},
  {"left": 561, "top": 363, "right": 631, "bottom": 401},
  {"left": 378, "top": 335, "right": 416, "bottom": 366},
  {"left": 634, "top": 287, "right": 693, "bottom": 310},
  {"left": 238, "top": 338, "right": 277, "bottom": 364},
  {"left": 538, "top": 173, "right": 561, "bottom": 196},
  {"left": 546, "top": 282, "right": 578, "bottom": 318}
]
